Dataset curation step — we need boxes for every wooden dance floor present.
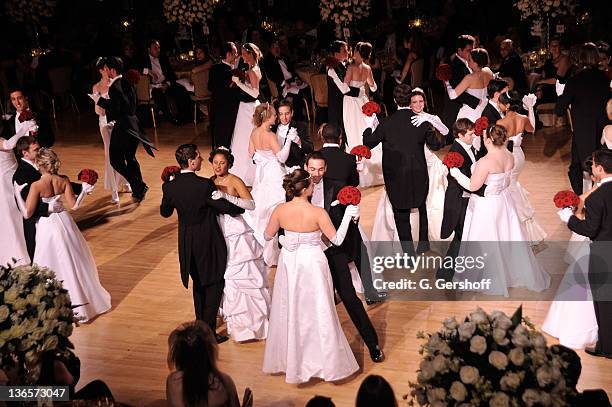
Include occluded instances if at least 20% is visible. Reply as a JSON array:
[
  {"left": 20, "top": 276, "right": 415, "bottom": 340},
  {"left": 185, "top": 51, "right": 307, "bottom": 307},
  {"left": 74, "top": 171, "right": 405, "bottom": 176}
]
[{"left": 51, "top": 112, "right": 611, "bottom": 406}]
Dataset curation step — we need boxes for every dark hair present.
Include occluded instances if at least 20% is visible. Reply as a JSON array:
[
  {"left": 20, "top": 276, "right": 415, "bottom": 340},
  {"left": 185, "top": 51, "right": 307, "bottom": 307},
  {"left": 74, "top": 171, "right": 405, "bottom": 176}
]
[
  {"left": 486, "top": 124, "right": 508, "bottom": 146},
  {"left": 550, "top": 345, "right": 581, "bottom": 389},
  {"left": 167, "top": 321, "right": 220, "bottom": 407},
  {"left": 355, "top": 375, "right": 398, "bottom": 407},
  {"left": 453, "top": 118, "right": 475, "bottom": 138},
  {"left": 278, "top": 98, "right": 293, "bottom": 112},
  {"left": 208, "top": 147, "right": 234, "bottom": 168},
  {"left": 356, "top": 42, "right": 373, "bottom": 61},
  {"left": 330, "top": 40, "right": 347, "bottom": 54},
  {"left": 148, "top": 39, "right": 160, "bottom": 49},
  {"left": 95, "top": 56, "right": 107, "bottom": 70},
  {"left": 305, "top": 150, "right": 327, "bottom": 167},
  {"left": 404, "top": 31, "right": 423, "bottom": 56},
  {"left": 15, "top": 136, "right": 37, "bottom": 157},
  {"left": 175, "top": 143, "right": 199, "bottom": 168},
  {"left": 583, "top": 155, "right": 594, "bottom": 175},
  {"left": 498, "top": 90, "right": 523, "bottom": 112},
  {"left": 220, "top": 42, "right": 236, "bottom": 57},
  {"left": 318, "top": 123, "right": 340, "bottom": 144},
  {"left": 194, "top": 44, "right": 211, "bottom": 62},
  {"left": 8, "top": 86, "right": 26, "bottom": 97},
  {"left": 283, "top": 168, "right": 311, "bottom": 199},
  {"left": 579, "top": 42, "right": 600, "bottom": 69},
  {"left": 105, "top": 56, "right": 124, "bottom": 74},
  {"left": 393, "top": 84, "right": 412, "bottom": 107},
  {"left": 487, "top": 78, "right": 509, "bottom": 99},
  {"left": 456, "top": 35, "right": 475, "bottom": 52},
  {"left": 470, "top": 48, "right": 489, "bottom": 68},
  {"left": 592, "top": 148, "right": 612, "bottom": 173},
  {"left": 305, "top": 395, "right": 335, "bottom": 407},
  {"left": 410, "top": 89, "right": 426, "bottom": 103}
]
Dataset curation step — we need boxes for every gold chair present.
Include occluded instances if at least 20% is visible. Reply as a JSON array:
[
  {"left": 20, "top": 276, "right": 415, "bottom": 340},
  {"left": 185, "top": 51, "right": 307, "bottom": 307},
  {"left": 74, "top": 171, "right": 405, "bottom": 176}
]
[
  {"left": 191, "top": 69, "right": 211, "bottom": 125},
  {"left": 309, "top": 73, "right": 328, "bottom": 131},
  {"left": 136, "top": 75, "right": 156, "bottom": 129}
]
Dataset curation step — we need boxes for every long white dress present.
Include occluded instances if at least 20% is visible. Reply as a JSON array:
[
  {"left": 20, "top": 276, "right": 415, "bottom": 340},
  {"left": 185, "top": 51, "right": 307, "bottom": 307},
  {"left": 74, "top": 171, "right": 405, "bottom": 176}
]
[
  {"left": 219, "top": 213, "right": 270, "bottom": 342},
  {"left": 0, "top": 142, "right": 30, "bottom": 266},
  {"left": 97, "top": 104, "right": 128, "bottom": 200},
  {"left": 34, "top": 196, "right": 111, "bottom": 322},
  {"left": 506, "top": 133, "right": 547, "bottom": 245},
  {"left": 456, "top": 168, "right": 551, "bottom": 297},
  {"left": 242, "top": 150, "right": 285, "bottom": 267},
  {"left": 456, "top": 88, "right": 487, "bottom": 122},
  {"left": 542, "top": 233, "right": 598, "bottom": 349},
  {"left": 342, "top": 80, "right": 384, "bottom": 187},
  {"left": 262, "top": 231, "right": 359, "bottom": 383}
]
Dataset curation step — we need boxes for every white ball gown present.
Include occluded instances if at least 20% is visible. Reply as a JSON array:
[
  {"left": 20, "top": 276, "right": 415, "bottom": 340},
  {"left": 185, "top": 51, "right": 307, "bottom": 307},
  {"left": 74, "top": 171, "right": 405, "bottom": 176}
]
[
  {"left": 456, "top": 88, "right": 487, "bottom": 122},
  {"left": 34, "top": 196, "right": 111, "bottom": 322},
  {"left": 242, "top": 150, "right": 285, "bottom": 267},
  {"left": 506, "top": 133, "right": 547, "bottom": 245},
  {"left": 456, "top": 166, "right": 551, "bottom": 297},
  {"left": 542, "top": 232, "right": 598, "bottom": 349},
  {"left": 342, "top": 80, "right": 384, "bottom": 187},
  {"left": 262, "top": 231, "right": 359, "bottom": 383},
  {"left": 97, "top": 107, "right": 129, "bottom": 200},
  {"left": 0, "top": 143, "right": 30, "bottom": 266},
  {"left": 219, "top": 212, "right": 271, "bottom": 342}
]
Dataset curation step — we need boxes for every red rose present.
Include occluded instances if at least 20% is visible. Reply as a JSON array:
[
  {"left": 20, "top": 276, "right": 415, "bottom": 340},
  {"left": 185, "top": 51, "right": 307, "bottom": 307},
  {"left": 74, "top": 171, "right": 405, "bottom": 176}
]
[
  {"left": 442, "top": 151, "right": 465, "bottom": 168},
  {"left": 125, "top": 69, "right": 141, "bottom": 86},
  {"left": 361, "top": 101, "right": 381, "bottom": 117},
  {"left": 324, "top": 56, "right": 340, "bottom": 69},
  {"left": 350, "top": 145, "right": 372, "bottom": 161},
  {"left": 161, "top": 166, "right": 181, "bottom": 183},
  {"left": 474, "top": 117, "right": 489, "bottom": 136},
  {"left": 435, "top": 64, "right": 452, "bottom": 82},
  {"left": 553, "top": 190, "right": 580, "bottom": 208},
  {"left": 337, "top": 186, "right": 361, "bottom": 206},
  {"left": 78, "top": 169, "right": 99, "bottom": 186},
  {"left": 18, "top": 109, "right": 35, "bottom": 123},
  {"left": 231, "top": 68, "right": 247, "bottom": 82}
]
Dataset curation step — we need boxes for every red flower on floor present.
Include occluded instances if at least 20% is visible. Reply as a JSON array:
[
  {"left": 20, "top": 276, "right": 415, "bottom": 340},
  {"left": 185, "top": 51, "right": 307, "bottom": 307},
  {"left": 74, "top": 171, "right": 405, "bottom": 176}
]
[
  {"left": 78, "top": 169, "right": 99, "bottom": 186},
  {"left": 435, "top": 64, "right": 452, "bottom": 82},
  {"left": 350, "top": 145, "right": 372, "bottom": 161},
  {"left": 442, "top": 151, "right": 465, "bottom": 168},
  {"left": 18, "top": 109, "right": 35, "bottom": 123},
  {"left": 337, "top": 186, "right": 361, "bottom": 206},
  {"left": 361, "top": 101, "right": 381, "bottom": 117},
  {"left": 474, "top": 117, "right": 489, "bottom": 136},
  {"left": 125, "top": 69, "right": 141, "bottom": 86},
  {"left": 161, "top": 166, "right": 181, "bottom": 183},
  {"left": 553, "top": 190, "right": 580, "bottom": 208}
]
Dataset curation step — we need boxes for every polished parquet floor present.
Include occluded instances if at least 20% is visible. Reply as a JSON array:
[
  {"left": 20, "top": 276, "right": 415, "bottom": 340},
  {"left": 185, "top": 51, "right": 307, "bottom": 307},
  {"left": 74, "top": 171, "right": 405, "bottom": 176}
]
[{"left": 46, "top": 111, "right": 611, "bottom": 406}]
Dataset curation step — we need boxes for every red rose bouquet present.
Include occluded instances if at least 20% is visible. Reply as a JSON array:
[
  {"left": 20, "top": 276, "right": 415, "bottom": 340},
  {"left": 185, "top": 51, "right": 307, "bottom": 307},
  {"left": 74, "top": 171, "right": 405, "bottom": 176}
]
[
  {"left": 474, "top": 117, "right": 489, "bottom": 136},
  {"left": 125, "top": 69, "right": 141, "bottom": 86},
  {"left": 553, "top": 190, "right": 580, "bottom": 209},
  {"left": 435, "top": 64, "right": 452, "bottom": 82},
  {"left": 324, "top": 56, "right": 340, "bottom": 69},
  {"left": 442, "top": 152, "right": 465, "bottom": 168},
  {"left": 350, "top": 145, "right": 372, "bottom": 161},
  {"left": 18, "top": 109, "right": 35, "bottom": 123},
  {"left": 361, "top": 101, "right": 381, "bottom": 117},
  {"left": 78, "top": 169, "right": 99, "bottom": 186},
  {"left": 336, "top": 186, "right": 361, "bottom": 206},
  {"left": 231, "top": 68, "right": 247, "bottom": 82},
  {"left": 161, "top": 166, "right": 181, "bottom": 183}
]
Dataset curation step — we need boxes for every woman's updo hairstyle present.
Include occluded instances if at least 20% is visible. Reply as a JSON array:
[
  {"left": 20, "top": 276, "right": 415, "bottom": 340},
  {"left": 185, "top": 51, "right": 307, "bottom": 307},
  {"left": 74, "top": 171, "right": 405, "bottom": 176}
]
[
  {"left": 498, "top": 90, "right": 523, "bottom": 112},
  {"left": 208, "top": 147, "right": 234, "bottom": 168},
  {"left": 486, "top": 124, "right": 508, "bottom": 147},
  {"left": 470, "top": 48, "right": 490, "bottom": 68},
  {"left": 242, "top": 42, "right": 262, "bottom": 63},
  {"left": 253, "top": 102, "right": 274, "bottom": 127},
  {"left": 356, "top": 42, "right": 373, "bottom": 61},
  {"left": 283, "top": 169, "right": 311, "bottom": 200},
  {"left": 36, "top": 148, "right": 60, "bottom": 174}
]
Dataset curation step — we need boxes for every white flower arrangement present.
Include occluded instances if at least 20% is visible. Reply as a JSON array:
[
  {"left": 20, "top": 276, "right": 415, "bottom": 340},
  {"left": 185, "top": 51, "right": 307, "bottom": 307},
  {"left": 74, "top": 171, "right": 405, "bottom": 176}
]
[
  {"left": 514, "top": 0, "right": 578, "bottom": 20},
  {"left": 408, "top": 306, "right": 578, "bottom": 406},
  {"left": 163, "top": 0, "right": 219, "bottom": 26},
  {"left": 320, "top": 0, "right": 371, "bottom": 25},
  {"left": 0, "top": 263, "right": 76, "bottom": 384},
  {"left": 4, "top": 0, "right": 57, "bottom": 25}
]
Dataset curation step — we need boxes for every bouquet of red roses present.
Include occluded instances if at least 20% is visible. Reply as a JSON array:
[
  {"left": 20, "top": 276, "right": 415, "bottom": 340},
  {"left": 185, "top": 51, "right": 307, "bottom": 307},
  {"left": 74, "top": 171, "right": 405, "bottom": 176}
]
[
  {"left": 474, "top": 117, "right": 489, "bottom": 136},
  {"left": 553, "top": 190, "right": 580, "bottom": 209},
  {"left": 125, "top": 69, "right": 141, "bottom": 86},
  {"left": 161, "top": 166, "right": 181, "bottom": 183},
  {"left": 18, "top": 109, "right": 35, "bottom": 123},
  {"left": 361, "top": 101, "right": 381, "bottom": 117},
  {"left": 435, "top": 64, "right": 452, "bottom": 82},
  {"left": 78, "top": 169, "right": 99, "bottom": 186},
  {"left": 350, "top": 145, "right": 372, "bottom": 161},
  {"left": 324, "top": 56, "right": 341, "bottom": 69},
  {"left": 231, "top": 68, "right": 247, "bottom": 82},
  {"left": 442, "top": 152, "right": 465, "bottom": 168},
  {"left": 335, "top": 186, "right": 361, "bottom": 206}
]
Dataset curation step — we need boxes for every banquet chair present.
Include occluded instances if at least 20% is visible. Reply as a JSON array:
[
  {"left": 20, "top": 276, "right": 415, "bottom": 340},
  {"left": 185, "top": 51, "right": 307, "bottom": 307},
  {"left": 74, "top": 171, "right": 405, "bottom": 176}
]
[
  {"left": 191, "top": 69, "right": 211, "bottom": 125},
  {"left": 48, "top": 66, "right": 79, "bottom": 119},
  {"left": 136, "top": 75, "right": 156, "bottom": 129},
  {"left": 309, "top": 73, "right": 328, "bottom": 132}
]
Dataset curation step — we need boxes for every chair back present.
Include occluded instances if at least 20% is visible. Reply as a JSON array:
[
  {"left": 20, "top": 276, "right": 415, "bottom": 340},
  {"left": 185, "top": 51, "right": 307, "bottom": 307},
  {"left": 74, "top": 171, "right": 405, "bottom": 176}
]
[
  {"left": 268, "top": 78, "right": 280, "bottom": 100},
  {"left": 136, "top": 75, "right": 151, "bottom": 103},
  {"left": 410, "top": 59, "right": 424, "bottom": 88},
  {"left": 310, "top": 73, "right": 328, "bottom": 107},
  {"left": 48, "top": 66, "right": 72, "bottom": 96},
  {"left": 192, "top": 69, "right": 210, "bottom": 99}
]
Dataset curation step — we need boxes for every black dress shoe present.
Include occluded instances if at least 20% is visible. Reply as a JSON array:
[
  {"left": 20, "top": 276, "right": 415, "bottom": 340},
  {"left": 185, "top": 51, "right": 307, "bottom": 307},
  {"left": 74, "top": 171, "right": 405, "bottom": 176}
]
[
  {"left": 132, "top": 185, "right": 149, "bottom": 202},
  {"left": 369, "top": 345, "right": 385, "bottom": 363},
  {"left": 366, "top": 292, "right": 388, "bottom": 305},
  {"left": 215, "top": 334, "right": 229, "bottom": 344},
  {"left": 585, "top": 347, "right": 612, "bottom": 359}
]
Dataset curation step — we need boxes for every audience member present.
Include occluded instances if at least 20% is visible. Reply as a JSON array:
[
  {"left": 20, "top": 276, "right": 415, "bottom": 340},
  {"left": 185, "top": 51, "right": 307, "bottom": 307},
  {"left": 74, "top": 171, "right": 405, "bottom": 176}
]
[
  {"left": 305, "top": 396, "right": 335, "bottom": 407},
  {"left": 355, "top": 375, "right": 398, "bottom": 407},
  {"left": 498, "top": 39, "right": 528, "bottom": 95}
]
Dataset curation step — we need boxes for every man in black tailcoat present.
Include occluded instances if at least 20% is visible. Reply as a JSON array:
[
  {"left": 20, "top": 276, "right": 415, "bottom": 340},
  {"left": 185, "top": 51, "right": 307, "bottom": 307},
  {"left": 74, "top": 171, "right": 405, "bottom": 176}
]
[
  {"left": 1, "top": 88, "right": 54, "bottom": 148},
  {"left": 273, "top": 99, "right": 313, "bottom": 168},
  {"left": 208, "top": 42, "right": 240, "bottom": 148}
]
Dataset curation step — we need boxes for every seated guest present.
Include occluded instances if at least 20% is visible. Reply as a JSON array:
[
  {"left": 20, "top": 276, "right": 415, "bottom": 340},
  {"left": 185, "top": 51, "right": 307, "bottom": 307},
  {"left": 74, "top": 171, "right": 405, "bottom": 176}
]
[
  {"left": 498, "top": 39, "right": 528, "bottom": 95},
  {"left": 122, "top": 39, "right": 137, "bottom": 71},
  {"left": 140, "top": 39, "right": 191, "bottom": 124},
  {"left": 355, "top": 375, "right": 398, "bottom": 407},
  {"left": 263, "top": 38, "right": 310, "bottom": 120},
  {"left": 306, "top": 396, "right": 336, "bottom": 407},
  {"left": 166, "top": 320, "right": 240, "bottom": 407},
  {"left": 192, "top": 45, "right": 214, "bottom": 76},
  {"left": 1, "top": 88, "right": 54, "bottom": 147},
  {"left": 535, "top": 37, "right": 572, "bottom": 104},
  {"left": 274, "top": 99, "right": 313, "bottom": 168}
]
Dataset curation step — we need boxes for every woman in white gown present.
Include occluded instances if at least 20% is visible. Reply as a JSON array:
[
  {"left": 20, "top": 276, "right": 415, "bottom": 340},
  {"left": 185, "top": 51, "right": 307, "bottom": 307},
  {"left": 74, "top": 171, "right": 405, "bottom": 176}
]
[
  {"left": 449, "top": 125, "right": 550, "bottom": 297},
  {"left": 342, "top": 42, "right": 383, "bottom": 187},
  {"left": 209, "top": 147, "right": 270, "bottom": 342},
  {"left": 445, "top": 48, "right": 493, "bottom": 122},
  {"left": 242, "top": 103, "right": 296, "bottom": 267},
  {"left": 92, "top": 57, "right": 129, "bottom": 203},
  {"left": 0, "top": 126, "right": 32, "bottom": 266},
  {"left": 262, "top": 169, "right": 360, "bottom": 384},
  {"left": 497, "top": 90, "right": 547, "bottom": 245},
  {"left": 13, "top": 148, "right": 111, "bottom": 322},
  {"left": 229, "top": 43, "right": 263, "bottom": 187}
]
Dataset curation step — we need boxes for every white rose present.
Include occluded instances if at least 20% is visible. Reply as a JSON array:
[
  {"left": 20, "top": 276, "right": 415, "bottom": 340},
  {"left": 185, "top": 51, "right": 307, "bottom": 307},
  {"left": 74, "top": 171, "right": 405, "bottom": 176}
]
[
  {"left": 531, "top": 332, "right": 547, "bottom": 349},
  {"left": 460, "top": 366, "right": 479, "bottom": 384},
  {"left": 46, "top": 307, "right": 59, "bottom": 320},
  {"left": 8, "top": 323, "right": 27, "bottom": 340},
  {"left": 450, "top": 381, "right": 467, "bottom": 401},
  {"left": 25, "top": 350, "right": 39, "bottom": 364},
  {"left": 500, "top": 372, "right": 522, "bottom": 391},
  {"left": 458, "top": 321, "right": 476, "bottom": 340},
  {"left": 26, "top": 293, "right": 41, "bottom": 306},
  {"left": 12, "top": 298, "right": 28, "bottom": 311},
  {"left": 426, "top": 387, "right": 447, "bottom": 402},
  {"left": 42, "top": 334, "right": 58, "bottom": 351},
  {"left": 489, "top": 351, "right": 508, "bottom": 370},
  {"left": 469, "top": 308, "right": 488, "bottom": 324},
  {"left": 470, "top": 335, "right": 487, "bottom": 355},
  {"left": 530, "top": 349, "right": 547, "bottom": 366},
  {"left": 489, "top": 392, "right": 510, "bottom": 407},
  {"left": 433, "top": 354, "right": 449, "bottom": 373},
  {"left": 4, "top": 287, "right": 19, "bottom": 304},
  {"left": 492, "top": 315, "right": 513, "bottom": 331},
  {"left": 511, "top": 329, "right": 529, "bottom": 347},
  {"left": 30, "top": 326, "right": 47, "bottom": 341},
  {"left": 33, "top": 283, "right": 46, "bottom": 299},
  {"left": 509, "top": 347, "right": 525, "bottom": 366},
  {"left": 493, "top": 328, "right": 509, "bottom": 345},
  {"left": 58, "top": 322, "right": 73, "bottom": 337},
  {"left": 522, "top": 389, "right": 540, "bottom": 406},
  {"left": 418, "top": 360, "right": 436, "bottom": 382},
  {"left": 536, "top": 365, "right": 553, "bottom": 387},
  {"left": 443, "top": 316, "right": 459, "bottom": 330},
  {"left": 0, "top": 305, "right": 9, "bottom": 322}
]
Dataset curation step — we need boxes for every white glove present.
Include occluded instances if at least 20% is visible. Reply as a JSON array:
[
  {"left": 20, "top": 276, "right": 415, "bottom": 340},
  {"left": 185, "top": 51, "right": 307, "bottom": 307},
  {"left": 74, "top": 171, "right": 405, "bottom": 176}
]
[
  {"left": 73, "top": 183, "right": 94, "bottom": 210},
  {"left": 47, "top": 198, "right": 64, "bottom": 214},
  {"left": 522, "top": 93, "right": 537, "bottom": 109},
  {"left": 13, "top": 182, "right": 29, "bottom": 218},
  {"left": 287, "top": 128, "right": 300, "bottom": 143},
  {"left": 211, "top": 190, "right": 255, "bottom": 210},
  {"left": 445, "top": 81, "right": 458, "bottom": 99},
  {"left": 557, "top": 207, "right": 573, "bottom": 223},
  {"left": 555, "top": 80, "right": 565, "bottom": 96},
  {"left": 601, "top": 134, "right": 612, "bottom": 149},
  {"left": 450, "top": 167, "right": 471, "bottom": 191},
  {"left": 275, "top": 133, "right": 294, "bottom": 163},
  {"left": 231, "top": 76, "right": 240, "bottom": 84},
  {"left": 329, "top": 205, "right": 360, "bottom": 246},
  {"left": 411, "top": 114, "right": 427, "bottom": 127},
  {"left": 356, "top": 160, "right": 365, "bottom": 172},
  {"left": 364, "top": 113, "right": 379, "bottom": 131},
  {"left": 16, "top": 121, "right": 37, "bottom": 139},
  {"left": 211, "top": 190, "right": 223, "bottom": 200}
]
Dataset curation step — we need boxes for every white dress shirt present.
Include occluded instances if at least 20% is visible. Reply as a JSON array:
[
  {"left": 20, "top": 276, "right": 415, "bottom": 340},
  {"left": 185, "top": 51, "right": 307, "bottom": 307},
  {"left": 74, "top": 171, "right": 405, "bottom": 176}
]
[
  {"left": 149, "top": 55, "right": 165, "bottom": 84},
  {"left": 598, "top": 176, "right": 612, "bottom": 187},
  {"left": 15, "top": 114, "right": 27, "bottom": 135},
  {"left": 322, "top": 143, "right": 340, "bottom": 148},
  {"left": 456, "top": 138, "right": 476, "bottom": 198},
  {"left": 488, "top": 100, "right": 504, "bottom": 118},
  {"left": 456, "top": 54, "right": 472, "bottom": 74},
  {"left": 312, "top": 179, "right": 324, "bottom": 208},
  {"left": 276, "top": 123, "right": 290, "bottom": 146}
]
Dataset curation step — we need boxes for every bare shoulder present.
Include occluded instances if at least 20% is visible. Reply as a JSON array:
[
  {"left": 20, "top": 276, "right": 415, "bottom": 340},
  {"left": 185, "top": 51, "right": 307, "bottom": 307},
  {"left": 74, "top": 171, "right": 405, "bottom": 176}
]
[
  {"left": 229, "top": 173, "right": 246, "bottom": 187},
  {"left": 481, "top": 67, "right": 494, "bottom": 76}
]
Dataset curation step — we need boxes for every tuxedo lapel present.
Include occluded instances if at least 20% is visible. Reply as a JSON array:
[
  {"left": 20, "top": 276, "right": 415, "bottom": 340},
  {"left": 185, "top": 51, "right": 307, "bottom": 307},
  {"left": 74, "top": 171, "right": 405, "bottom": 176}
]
[{"left": 323, "top": 181, "right": 334, "bottom": 212}]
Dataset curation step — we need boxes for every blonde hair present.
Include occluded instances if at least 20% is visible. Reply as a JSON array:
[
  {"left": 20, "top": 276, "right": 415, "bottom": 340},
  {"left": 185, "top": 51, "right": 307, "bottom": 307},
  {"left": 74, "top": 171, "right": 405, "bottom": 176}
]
[
  {"left": 253, "top": 102, "right": 274, "bottom": 127},
  {"left": 607, "top": 98, "right": 612, "bottom": 120},
  {"left": 242, "top": 42, "right": 262, "bottom": 63},
  {"left": 36, "top": 148, "right": 60, "bottom": 174}
]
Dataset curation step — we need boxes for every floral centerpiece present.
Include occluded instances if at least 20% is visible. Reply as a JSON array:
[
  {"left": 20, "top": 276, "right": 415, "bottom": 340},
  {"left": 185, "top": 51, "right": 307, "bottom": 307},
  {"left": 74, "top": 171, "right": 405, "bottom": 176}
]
[
  {"left": 320, "top": 0, "right": 371, "bottom": 25},
  {"left": 514, "top": 0, "right": 578, "bottom": 20},
  {"left": 4, "top": 0, "right": 57, "bottom": 25},
  {"left": 0, "top": 263, "right": 76, "bottom": 384},
  {"left": 408, "top": 306, "right": 578, "bottom": 406},
  {"left": 163, "top": 0, "right": 218, "bottom": 25}
]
